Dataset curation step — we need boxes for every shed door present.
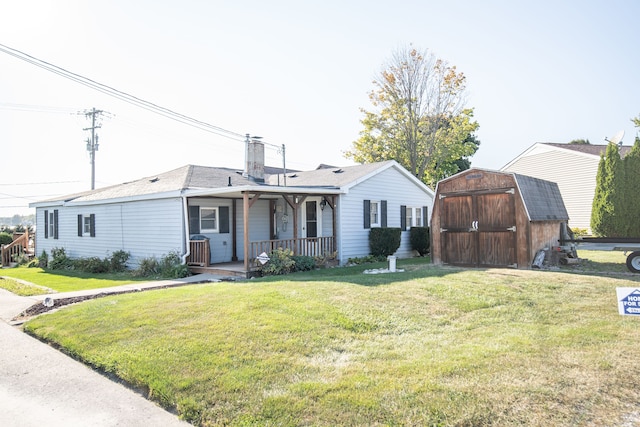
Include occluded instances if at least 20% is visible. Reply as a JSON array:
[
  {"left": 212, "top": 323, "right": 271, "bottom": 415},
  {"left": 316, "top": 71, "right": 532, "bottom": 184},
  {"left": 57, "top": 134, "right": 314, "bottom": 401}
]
[{"left": 440, "top": 189, "right": 517, "bottom": 268}]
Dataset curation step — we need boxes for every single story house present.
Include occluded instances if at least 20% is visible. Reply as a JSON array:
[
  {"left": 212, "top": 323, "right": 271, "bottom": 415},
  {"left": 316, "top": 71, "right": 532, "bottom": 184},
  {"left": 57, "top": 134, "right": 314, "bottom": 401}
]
[
  {"left": 501, "top": 142, "right": 632, "bottom": 232},
  {"left": 30, "top": 142, "right": 434, "bottom": 276}
]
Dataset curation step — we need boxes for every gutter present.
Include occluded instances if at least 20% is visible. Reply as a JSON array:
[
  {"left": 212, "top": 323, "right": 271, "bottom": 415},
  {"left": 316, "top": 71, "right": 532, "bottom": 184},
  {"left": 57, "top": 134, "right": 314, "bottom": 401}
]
[{"left": 181, "top": 194, "right": 191, "bottom": 265}]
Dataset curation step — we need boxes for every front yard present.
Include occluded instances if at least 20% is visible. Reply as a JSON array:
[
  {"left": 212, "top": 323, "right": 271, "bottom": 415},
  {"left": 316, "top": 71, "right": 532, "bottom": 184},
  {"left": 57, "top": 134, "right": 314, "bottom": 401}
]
[{"left": 20, "top": 254, "right": 640, "bottom": 426}]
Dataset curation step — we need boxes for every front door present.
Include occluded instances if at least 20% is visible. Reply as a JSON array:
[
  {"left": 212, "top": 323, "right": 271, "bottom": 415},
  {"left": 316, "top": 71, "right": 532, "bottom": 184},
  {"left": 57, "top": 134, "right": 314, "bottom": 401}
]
[
  {"left": 440, "top": 189, "right": 517, "bottom": 268},
  {"left": 305, "top": 201, "right": 318, "bottom": 238}
]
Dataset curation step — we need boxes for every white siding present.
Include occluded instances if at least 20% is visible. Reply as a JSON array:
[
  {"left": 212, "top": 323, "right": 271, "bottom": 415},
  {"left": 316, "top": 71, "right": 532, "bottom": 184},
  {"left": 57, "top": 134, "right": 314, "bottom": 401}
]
[
  {"left": 338, "top": 167, "right": 434, "bottom": 263},
  {"left": 502, "top": 150, "right": 598, "bottom": 230},
  {"left": 35, "top": 198, "right": 184, "bottom": 268}
]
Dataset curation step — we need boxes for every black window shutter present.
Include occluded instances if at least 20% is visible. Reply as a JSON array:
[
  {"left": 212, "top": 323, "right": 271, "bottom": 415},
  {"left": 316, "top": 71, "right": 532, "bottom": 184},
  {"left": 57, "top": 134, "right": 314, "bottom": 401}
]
[
  {"left": 219, "top": 206, "right": 230, "bottom": 234},
  {"left": 53, "top": 210, "right": 59, "bottom": 240},
  {"left": 401, "top": 205, "right": 407, "bottom": 231},
  {"left": 423, "top": 206, "right": 429, "bottom": 227},
  {"left": 363, "top": 200, "right": 371, "bottom": 229},
  {"left": 44, "top": 210, "right": 49, "bottom": 239},
  {"left": 78, "top": 215, "right": 83, "bottom": 237},
  {"left": 188, "top": 205, "right": 200, "bottom": 234},
  {"left": 381, "top": 200, "right": 387, "bottom": 228},
  {"left": 90, "top": 214, "right": 96, "bottom": 237}
]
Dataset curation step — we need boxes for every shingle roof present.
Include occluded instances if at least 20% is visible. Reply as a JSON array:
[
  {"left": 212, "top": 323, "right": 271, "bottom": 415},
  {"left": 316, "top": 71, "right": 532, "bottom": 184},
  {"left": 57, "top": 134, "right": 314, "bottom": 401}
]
[
  {"left": 266, "top": 161, "right": 398, "bottom": 188},
  {"left": 513, "top": 173, "right": 569, "bottom": 221},
  {"left": 542, "top": 142, "right": 632, "bottom": 157}
]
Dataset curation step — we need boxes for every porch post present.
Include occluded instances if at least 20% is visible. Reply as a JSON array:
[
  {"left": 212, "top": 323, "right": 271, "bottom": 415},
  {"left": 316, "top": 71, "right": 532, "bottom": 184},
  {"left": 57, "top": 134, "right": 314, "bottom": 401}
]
[{"left": 243, "top": 192, "right": 250, "bottom": 272}]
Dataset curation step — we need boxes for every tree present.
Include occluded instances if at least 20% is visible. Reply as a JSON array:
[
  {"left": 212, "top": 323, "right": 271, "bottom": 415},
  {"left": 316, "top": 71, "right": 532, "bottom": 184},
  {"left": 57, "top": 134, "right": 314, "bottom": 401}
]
[
  {"left": 623, "top": 136, "right": 640, "bottom": 236},
  {"left": 345, "top": 45, "right": 479, "bottom": 186},
  {"left": 591, "top": 143, "right": 625, "bottom": 236},
  {"left": 569, "top": 139, "right": 590, "bottom": 144}
]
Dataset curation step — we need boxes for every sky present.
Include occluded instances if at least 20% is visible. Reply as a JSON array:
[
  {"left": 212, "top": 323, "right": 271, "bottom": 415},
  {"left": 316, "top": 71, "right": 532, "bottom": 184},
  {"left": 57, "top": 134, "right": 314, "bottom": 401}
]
[{"left": 1, "top": 0, "right": 639, "bottom": 217}]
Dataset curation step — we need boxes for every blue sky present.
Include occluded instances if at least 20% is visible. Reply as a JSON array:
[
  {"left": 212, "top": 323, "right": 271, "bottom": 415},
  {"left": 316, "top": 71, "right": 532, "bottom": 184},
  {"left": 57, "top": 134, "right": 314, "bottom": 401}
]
[{"left": 1, "top": 0, "right": 639, "bottom": 216}]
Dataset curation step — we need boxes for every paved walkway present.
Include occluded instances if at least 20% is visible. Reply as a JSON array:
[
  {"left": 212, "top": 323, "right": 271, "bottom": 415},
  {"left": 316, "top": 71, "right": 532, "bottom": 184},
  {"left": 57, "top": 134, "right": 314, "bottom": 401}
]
[{"left": 0, "top": 274, "right": 223, "bottom": 427}]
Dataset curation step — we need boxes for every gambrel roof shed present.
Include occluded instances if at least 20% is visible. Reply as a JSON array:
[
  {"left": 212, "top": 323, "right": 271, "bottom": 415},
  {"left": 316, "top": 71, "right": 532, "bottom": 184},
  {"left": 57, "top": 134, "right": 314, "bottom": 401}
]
[{"left": 431, "top": 168, "right": 568, "bottom": 269}]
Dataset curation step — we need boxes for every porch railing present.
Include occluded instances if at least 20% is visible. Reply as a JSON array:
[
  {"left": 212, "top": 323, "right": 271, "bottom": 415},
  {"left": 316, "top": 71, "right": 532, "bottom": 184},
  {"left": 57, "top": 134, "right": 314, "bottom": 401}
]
[
  {"left": 187, "top": 239, "right": 210, "bottom": 266},
  {"left": 250, "top": 236, "right": 335, "bottom": 259},
  {"left": 1, "top": 231, "right": 30, "bottom": 267}
]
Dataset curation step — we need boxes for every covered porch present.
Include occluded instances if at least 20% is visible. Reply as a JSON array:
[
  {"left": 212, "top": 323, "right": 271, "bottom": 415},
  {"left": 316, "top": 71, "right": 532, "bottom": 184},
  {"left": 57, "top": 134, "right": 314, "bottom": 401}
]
[{"left": 185, "top": 187, "right": 340, "bottom": 277}]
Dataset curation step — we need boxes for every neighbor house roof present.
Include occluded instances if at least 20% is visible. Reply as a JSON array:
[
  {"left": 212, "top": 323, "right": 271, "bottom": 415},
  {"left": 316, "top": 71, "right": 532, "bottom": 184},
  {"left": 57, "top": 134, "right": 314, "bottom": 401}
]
[{"left": 542, "top": 142, "right": 632, "bottom": 157}]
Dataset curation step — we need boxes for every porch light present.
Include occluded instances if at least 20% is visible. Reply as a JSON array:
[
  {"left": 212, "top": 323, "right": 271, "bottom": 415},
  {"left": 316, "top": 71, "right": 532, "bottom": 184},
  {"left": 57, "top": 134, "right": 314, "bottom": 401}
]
[{"left": 320, "top": 198, "right": 327, "bottom": 210}]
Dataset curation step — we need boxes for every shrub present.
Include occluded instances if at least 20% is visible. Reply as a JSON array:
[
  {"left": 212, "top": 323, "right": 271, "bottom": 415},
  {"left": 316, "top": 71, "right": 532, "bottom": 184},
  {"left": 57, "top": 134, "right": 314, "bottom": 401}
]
[
  {"left": 292, "top": 255, "right": 316, "bottom": 272},
  {"left": 262, "top": 248, "right": 296, "bottom": 276},
  {"left": 74, "top": 257, "right": 109, "bottom": 273},
  {"left": 410, "top": 227, "right": 430, "bottom": 256},
  {"left": 38, "top": 251, "right": 48, "bottom": 268},
  {"left": 0, "top": 232, "right": 12, "bottom": 246},
  {"left": 369, "top": 228, "right": 401, "bottom": 257},
  {"left": 134, "top": 252, "right": 189, "bottom": 278},
  {"left": 49, "top": 247, "right": 74, "bottom": 270},
  {"left": 109, "top": 250, "right": 130, "bottom": 272}
]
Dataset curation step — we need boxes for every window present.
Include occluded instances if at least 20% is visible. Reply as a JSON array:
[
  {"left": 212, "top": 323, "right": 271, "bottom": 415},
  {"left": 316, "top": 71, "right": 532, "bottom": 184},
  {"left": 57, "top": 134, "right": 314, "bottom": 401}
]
[
  {"left": 77, "top": 214, "right": 96, "bottom": 237},
  {"left": 370, "top": 201, "right": 380, "bottom": 228},
  {"left": 200, "top": 207, "right": 218, "bottom": 232},
  {"left": 48, "top": 211, "right": 56, "bottom": 238},
  {"left": 406, "top": 207, "right": 424, "bottom": 228},
  {"left": 44, "top": 209, "right": 59, "bottom": 239}
]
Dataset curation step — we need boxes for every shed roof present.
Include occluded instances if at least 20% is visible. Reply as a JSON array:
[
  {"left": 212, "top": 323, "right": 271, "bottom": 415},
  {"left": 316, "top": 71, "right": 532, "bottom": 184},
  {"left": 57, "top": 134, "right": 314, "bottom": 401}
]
[{"left": 513, "top": 173, "right": 569, "bottom": 221}]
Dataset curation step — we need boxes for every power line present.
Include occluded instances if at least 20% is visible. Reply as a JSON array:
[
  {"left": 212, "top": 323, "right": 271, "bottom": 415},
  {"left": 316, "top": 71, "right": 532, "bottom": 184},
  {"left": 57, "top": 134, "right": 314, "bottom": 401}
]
[{"left": 0, "top": 43, "right": 246, "bottom": 142}]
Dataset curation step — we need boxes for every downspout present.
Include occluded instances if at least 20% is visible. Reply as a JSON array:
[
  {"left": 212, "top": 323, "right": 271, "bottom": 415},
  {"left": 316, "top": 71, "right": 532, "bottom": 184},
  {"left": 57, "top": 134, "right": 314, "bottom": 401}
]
[{"left": 181, "top": 194, "right": 191, "bottom": 265}]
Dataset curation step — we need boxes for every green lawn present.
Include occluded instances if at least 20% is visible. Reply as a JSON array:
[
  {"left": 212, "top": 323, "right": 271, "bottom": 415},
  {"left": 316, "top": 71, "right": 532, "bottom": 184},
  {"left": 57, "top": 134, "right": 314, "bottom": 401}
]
[
  {"left": 24, "top": 258, "right": 640, "bottom": 426},
  {"left": 0, "top": 267, "right": 149, "bottom": 293}
]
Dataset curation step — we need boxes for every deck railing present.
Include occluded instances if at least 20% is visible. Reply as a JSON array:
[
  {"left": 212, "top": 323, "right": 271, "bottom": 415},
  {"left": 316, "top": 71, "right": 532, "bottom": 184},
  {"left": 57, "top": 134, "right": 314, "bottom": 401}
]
[
  {"left": 1, "top": 231, "right": 30, "bottom": 267},
  {"left": 250, "top": 236, "right": 335, "bottom": 259},
  {"left": 187, "top": 239, "right": 210, "bottom": 266}
]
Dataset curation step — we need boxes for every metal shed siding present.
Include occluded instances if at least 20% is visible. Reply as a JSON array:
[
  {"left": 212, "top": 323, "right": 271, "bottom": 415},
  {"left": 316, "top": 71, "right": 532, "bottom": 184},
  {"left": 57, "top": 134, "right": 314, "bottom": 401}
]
[
  {"left": 35, "top": 198, "right": 184, "bottom": 267},
  {"left": 502, "top": 148, "right": 598, "bottom": 230},
  {"left": 338, "top": 167, "right": 434, "bottom": 262}
]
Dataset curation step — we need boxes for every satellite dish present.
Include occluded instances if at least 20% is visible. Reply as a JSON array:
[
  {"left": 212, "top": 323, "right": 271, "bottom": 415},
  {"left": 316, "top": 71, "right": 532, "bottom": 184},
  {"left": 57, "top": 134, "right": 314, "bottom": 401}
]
[{"left": 606, "top": 130, "right": 625, "bottom": 145}]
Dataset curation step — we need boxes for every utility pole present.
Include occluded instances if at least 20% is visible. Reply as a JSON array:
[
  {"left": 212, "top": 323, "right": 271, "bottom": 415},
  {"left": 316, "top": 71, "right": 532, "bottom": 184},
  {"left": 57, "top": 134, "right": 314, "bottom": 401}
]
[{"left": 83, "top": 108, "right": 104, "bottom": 190}]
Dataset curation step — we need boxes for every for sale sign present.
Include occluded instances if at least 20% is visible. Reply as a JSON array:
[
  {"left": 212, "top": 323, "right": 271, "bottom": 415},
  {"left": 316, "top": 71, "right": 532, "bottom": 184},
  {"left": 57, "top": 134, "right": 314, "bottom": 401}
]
[{"left": 617, "top": 288, "right": 640, "bottom": 316}]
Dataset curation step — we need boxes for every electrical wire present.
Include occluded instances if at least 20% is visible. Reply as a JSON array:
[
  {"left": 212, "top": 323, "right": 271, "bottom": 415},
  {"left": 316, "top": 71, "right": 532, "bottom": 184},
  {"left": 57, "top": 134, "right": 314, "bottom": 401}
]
[{"left": 0, "top": 43, "right": 247, "bottom": 142}]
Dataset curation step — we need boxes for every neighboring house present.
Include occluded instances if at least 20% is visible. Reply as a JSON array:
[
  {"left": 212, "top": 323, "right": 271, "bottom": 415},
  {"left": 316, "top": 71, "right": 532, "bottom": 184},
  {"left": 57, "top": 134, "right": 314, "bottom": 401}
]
[
  {"left": 431, "top": 168, "right": 568, "bottom": 269},
  {"left": 501, "top": 142, "right": 632, "bottom": 232},
  {"left": 30, "top": 142, "right": 434, "bottom": 276}
]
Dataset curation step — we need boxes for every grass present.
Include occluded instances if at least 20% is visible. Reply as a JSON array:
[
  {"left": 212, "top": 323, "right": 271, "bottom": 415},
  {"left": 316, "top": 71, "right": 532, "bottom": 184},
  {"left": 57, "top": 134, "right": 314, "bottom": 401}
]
[
  {"left": 0, "top": 276, "right": 50, "bottom": 296},
  {"left": 23, "top": 257, "right": 640, "bottom": 426},
  {"left": 0, "top": 266, "right": 149, "bottom": 293}
]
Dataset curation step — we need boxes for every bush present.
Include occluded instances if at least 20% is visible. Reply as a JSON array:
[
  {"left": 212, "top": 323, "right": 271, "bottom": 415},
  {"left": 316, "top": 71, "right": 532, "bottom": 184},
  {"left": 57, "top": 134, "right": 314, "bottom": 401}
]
[
  {"left": 292, "top": 255, "right": 316, "bottom": 272},
  {"left": 410, "top": 227, "right": 430, "bottom": 256},
  {"left": 134, "top": 252, "right": 189, "bottom": 278},
  {"left": 38, "top": 251, "right": 48, "bottom": 268},
  {"left": 109, "top": 250, "right": 130, "bottom": 272},
  {"left": 369, "top": 228, "right": 401, "bottom": 257},
  {"left": 262, "top": 248, "right": 296, "bottom": 276},
  {"left": 347, "top": 255, "right": 387, "bottom": 265},
  {"left": 0, "top": 232, "right": 12, "bottom": 246},
  {"left": 49, "top": 247, "right": 74, "bottom": 270},
  {"left": 74, "top": 257, "right": 110, "bottom": 273}
]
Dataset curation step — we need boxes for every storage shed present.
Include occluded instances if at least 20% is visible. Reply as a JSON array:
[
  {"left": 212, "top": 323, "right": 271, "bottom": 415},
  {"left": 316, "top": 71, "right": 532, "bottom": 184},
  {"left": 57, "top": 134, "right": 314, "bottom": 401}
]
[{"left": 431, "top": 168, "right": 568, "bottom": 269}]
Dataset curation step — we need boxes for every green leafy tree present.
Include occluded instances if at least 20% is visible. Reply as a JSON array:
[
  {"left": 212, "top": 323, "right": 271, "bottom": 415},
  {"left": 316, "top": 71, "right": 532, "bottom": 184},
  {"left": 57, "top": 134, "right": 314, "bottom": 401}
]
[
  {"left": 345, "top": 45, "right": 479, "bottom": 186},
  {"left": 591, "top": 143, "right": 625, "bottom": 236},
  {"left": 623, "top": 136, "right": 640, "bottom": 236},
  {"left": 569, "top": 139, "right": 590, "bottom": 144}
]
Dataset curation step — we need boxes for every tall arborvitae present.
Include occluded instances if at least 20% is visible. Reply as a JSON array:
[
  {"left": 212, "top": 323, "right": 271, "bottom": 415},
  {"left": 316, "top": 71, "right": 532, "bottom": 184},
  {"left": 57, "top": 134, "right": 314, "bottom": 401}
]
[
  {"left": 623, "top": 137, "right": 640, "bottom": 236},
  {"left": 591, "top": 143, "right": 625, "bottom": 236}
]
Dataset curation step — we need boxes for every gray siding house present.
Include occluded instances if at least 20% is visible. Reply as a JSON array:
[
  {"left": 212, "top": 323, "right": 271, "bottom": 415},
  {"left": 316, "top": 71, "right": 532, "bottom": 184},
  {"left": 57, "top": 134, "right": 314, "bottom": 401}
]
[
  {"left": 31, "top": 144, "right": 434, "bottom": 276},
  {"left": 501, "top": 142, "right": 631, "bottom": 232}
]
